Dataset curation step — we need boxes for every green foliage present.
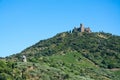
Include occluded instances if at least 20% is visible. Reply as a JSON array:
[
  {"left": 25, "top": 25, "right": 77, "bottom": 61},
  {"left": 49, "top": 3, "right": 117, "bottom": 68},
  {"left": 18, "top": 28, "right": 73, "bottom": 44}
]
[
  {"left": 3, "top": 30, "right": 120, "bottom": 80},
  {"left": 0, "top": 60, "right": 14, "bottom": 80},
  {"left": 0, "top": 73, "right": 12, "bottom": 80}
]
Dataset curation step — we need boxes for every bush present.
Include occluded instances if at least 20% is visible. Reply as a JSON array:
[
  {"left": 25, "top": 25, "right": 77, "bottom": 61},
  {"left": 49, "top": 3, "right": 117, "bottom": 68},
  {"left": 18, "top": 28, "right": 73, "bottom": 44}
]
[{"left": 0, "top": 73, "right": 13, "bottom": 80}]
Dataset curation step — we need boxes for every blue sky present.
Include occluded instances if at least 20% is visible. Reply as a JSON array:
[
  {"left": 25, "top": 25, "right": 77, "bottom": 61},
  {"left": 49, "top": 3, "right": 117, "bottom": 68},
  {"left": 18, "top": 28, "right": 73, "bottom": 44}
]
[{"left": 0, "top": 0, "right": 120, "bottom": 57}]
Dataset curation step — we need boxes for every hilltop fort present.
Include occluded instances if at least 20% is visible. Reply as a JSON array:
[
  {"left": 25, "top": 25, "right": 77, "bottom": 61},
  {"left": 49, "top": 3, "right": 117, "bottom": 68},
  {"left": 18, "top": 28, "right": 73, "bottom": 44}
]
[{"left": 72, "top": 24, "right": 91, "bottom": 33}]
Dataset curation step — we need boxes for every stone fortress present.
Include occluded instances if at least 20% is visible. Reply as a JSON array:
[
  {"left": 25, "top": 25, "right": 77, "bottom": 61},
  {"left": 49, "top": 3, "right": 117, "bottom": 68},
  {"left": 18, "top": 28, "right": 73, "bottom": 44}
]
[{"left": 72, "top": 23, "right": 91, "bottom": 33}]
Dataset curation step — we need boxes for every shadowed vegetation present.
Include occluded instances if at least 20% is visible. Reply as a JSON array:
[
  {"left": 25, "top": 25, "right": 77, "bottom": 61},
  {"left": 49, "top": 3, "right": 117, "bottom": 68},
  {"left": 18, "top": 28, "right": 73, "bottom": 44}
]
[{"left": 1, "top": 29, "right": 120, "bottom": 80}]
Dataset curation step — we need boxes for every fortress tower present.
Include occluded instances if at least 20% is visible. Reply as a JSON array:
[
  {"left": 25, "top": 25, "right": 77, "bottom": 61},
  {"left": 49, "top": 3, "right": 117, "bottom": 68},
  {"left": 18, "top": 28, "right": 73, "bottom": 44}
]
[
  {"left": 72, "top": 23, "right": 91, "bottom": 33},
  {"left": 80, "top": 24, "right": 84, "bottom": 32}
]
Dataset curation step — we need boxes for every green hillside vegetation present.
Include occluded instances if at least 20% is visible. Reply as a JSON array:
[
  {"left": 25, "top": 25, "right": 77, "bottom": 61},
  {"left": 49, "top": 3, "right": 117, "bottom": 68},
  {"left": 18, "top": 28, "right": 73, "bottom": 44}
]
[{"left": 0, "top": 28, "right": 120, "bottom": 80}]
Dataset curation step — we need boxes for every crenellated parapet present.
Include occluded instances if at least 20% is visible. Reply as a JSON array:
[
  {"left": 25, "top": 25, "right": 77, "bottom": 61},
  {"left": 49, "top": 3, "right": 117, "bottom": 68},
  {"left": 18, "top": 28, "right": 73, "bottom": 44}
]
[{"left": 72, "top": 23, "right": 91, "bottom": 33}]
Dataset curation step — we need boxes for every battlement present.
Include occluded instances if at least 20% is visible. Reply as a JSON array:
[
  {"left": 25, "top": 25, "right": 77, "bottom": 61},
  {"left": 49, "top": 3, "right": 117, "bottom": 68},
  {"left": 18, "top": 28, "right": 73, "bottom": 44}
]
[{"left": 72, "top": 23, "right": 91, "bottom": 33}]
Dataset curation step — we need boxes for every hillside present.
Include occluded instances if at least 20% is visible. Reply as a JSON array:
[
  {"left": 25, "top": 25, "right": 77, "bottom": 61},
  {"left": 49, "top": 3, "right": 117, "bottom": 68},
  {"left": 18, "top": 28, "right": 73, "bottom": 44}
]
[
  {"left": 0, "top": 26, "right": 120, "bottom": 80},
  {"left": 12, "top": 29, "right": 120, "bottom": 69}
]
